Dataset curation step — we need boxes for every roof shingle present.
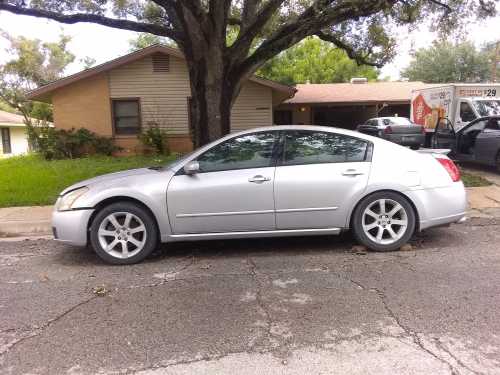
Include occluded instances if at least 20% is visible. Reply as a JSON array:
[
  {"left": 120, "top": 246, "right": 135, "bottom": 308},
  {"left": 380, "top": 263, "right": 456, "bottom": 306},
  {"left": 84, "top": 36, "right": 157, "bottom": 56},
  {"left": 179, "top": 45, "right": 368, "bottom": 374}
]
[{"left": 286, "top": 81, "right": 437, "bottom": 104}]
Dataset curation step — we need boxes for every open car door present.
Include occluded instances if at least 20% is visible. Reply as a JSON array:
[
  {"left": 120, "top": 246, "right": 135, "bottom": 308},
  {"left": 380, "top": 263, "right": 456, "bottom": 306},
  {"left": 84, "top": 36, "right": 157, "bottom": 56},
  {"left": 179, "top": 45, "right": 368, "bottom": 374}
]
[{"left": 432, "top": 118, "right": 457, "bottom": 154}]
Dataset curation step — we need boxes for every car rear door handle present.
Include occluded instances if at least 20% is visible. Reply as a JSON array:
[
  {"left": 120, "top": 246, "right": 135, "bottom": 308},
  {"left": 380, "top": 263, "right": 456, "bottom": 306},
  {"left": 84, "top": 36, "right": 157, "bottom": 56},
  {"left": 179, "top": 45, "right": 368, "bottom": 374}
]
[
  {"left": 248, "top": 175, "right": 271, "bottom": 183},
  {"left": 342, "top": 169, "right": 364, "bottom": 176}
]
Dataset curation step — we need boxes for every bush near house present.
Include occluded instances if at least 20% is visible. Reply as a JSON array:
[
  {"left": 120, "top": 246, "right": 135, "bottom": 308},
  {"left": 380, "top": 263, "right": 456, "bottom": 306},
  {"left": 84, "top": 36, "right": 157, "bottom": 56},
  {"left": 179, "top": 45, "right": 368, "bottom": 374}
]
[
  {"left": 0, "top": 154, "right": 176, "bottom": 207},
  {"left": 27, "top": 125, "right": 121, "bottom": 160}
]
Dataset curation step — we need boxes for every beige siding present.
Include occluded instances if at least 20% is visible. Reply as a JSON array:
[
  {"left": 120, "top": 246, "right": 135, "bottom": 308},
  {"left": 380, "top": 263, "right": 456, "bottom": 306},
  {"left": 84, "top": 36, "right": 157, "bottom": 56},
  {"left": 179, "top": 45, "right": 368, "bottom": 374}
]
[
  {"left": 109, "top": 55, "right": 191, "bottom": 135},
  {"left": 109, "top": 55, "right": 274, "bottom": 134},
  {"left": 231, "top": 81, "right": 273, "bottom": 132}
]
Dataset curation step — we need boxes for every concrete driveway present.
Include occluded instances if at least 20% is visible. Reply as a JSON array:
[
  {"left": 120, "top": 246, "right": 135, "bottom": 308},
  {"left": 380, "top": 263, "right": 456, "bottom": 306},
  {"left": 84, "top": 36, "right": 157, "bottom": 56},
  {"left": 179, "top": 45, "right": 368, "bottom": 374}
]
[{"left": 1, "top": 217, "right": 500, "bottom": 375}]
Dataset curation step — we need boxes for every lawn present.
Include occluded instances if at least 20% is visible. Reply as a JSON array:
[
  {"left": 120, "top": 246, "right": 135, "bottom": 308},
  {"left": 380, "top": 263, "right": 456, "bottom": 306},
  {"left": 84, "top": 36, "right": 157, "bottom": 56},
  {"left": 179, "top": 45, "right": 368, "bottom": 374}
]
[
  {"left": 460, "top": 171, "right": 492, "bottom": 188},
  {"left": 0, "top": 154, "right": 176, "bottom": 208}
]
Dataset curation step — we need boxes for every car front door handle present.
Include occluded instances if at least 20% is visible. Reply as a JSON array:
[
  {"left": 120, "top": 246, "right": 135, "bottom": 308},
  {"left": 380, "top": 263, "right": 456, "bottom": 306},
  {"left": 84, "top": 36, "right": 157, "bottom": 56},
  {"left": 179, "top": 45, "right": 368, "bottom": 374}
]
[
  {"left": 342, "top": 169, "right": 364, "bottom": 177},
  {"left": 248, "top": 175, "right": 271, "bottom": 183}
]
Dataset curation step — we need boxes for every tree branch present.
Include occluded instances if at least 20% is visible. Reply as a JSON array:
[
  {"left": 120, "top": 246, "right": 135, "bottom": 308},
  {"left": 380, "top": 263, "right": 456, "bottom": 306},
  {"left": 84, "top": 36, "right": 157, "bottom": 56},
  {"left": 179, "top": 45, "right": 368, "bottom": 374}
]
[
  {"left": 235, "top": 0, "right": 396, "bottom": 77},
  {"left": 229, "top": 0, "right": 286, "bottom": 60},
  {"left": 428, "top": 0, "right": 453, "bottom": 14},
  {"left": 0, "top": 3, "right": 181, "bottom": 41},
  {"left": 315, "top": 31, "right": 383, "bottom": 67}
]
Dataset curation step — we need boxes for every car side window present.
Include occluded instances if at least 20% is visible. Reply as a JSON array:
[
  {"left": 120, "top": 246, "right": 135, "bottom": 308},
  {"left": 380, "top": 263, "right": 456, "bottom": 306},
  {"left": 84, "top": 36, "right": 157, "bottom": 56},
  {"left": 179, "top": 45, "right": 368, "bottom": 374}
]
[
  {"left": 485, "top": 118, "right": 500, "bottom": 130},
  {"left": 460, "top": 102, "right": 476, "bottom": 122},
  {"left": 463, "top": 120, "right": 486, "bottom": 136},
  {"left": 282, "top": 131, "right": 369, "bottom": 166},
  {"left": 196, "top": 131, "right": 278, "bottom": 173}
]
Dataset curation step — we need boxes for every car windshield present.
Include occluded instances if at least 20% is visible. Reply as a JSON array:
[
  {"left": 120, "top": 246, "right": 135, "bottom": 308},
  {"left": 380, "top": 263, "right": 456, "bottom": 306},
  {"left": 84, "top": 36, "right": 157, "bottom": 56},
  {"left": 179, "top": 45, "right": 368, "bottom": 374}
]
[
  {"left": 473, "top": 100, "right": 500, "bottom": 116},
  {"left": 382, "top": 117, "right": 412, "bottom": 126}
]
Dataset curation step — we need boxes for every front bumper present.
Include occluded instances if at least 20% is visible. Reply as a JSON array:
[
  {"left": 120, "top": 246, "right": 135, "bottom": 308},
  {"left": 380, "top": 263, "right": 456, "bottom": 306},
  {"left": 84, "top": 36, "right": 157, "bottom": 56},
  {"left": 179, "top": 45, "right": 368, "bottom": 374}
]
[{"left": 52, "top": 208, "right": 94, "bottom": 246}]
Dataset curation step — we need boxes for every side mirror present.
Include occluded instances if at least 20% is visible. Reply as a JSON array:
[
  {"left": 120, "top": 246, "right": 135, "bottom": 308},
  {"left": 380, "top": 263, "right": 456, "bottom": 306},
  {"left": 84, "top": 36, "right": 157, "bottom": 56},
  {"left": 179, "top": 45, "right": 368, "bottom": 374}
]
[{"left": 184, "top": 160, "right": 200, "bottom": 175}]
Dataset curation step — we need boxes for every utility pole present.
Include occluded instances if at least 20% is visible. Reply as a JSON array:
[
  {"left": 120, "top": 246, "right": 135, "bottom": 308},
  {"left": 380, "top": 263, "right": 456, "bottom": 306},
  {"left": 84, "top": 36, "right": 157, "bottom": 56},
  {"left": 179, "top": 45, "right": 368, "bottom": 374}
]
[{"left": 492, "top": 41, "right": 500, "bottom": 83}]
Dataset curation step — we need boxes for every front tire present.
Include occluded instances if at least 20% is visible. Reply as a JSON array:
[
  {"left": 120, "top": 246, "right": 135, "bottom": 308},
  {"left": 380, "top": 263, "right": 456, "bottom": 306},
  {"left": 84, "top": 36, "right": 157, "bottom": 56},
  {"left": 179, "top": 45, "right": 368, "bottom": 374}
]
[
  {"left": 90, "top": 202, "right": 158, "bottom": 265},
  {"left": 352, "top": 192, "right": 416, "bottom": 252}
]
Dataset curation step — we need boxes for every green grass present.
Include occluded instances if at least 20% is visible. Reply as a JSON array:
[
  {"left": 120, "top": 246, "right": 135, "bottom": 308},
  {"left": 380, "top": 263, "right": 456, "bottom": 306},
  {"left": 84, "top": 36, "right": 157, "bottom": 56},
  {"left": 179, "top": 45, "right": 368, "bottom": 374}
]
[
  {"left": 0, "top": 154, "right": 176, "bottom": 208},
  {"left": 460, "top": 171, "right": 492, "bottom": 188}
]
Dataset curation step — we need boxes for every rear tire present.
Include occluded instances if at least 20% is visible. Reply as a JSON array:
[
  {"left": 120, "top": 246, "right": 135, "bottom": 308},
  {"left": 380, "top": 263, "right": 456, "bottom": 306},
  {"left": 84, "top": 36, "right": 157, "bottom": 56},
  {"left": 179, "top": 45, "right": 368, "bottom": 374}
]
[
  {"left": 352, "top": 192, "right": 416, "bottom": 252},
  {"left": 90, "top": 202, "right": 158, "bottom": 265},
  {"left": 410, "top": 145, "right": 420, "bottom": 150}
]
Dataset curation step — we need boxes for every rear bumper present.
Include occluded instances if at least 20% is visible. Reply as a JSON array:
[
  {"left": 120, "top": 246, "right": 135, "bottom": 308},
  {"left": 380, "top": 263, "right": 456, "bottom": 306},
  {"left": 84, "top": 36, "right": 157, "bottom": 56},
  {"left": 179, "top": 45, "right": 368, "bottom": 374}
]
[
  {"left": 384, "top": 134, "right": 425, "bottom": 146},
  {"left": 52, "top": 209, "right": 94, "bottom": 246},
  {"left": 405, "top": 182, "right": 467, "bottom": 231}
]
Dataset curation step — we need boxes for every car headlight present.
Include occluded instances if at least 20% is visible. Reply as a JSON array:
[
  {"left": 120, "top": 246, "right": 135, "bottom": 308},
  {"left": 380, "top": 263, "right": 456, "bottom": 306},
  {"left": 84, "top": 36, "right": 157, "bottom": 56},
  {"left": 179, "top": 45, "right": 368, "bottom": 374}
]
[{"left": 56, "top": 187, "right": 89, "bottom": 211}]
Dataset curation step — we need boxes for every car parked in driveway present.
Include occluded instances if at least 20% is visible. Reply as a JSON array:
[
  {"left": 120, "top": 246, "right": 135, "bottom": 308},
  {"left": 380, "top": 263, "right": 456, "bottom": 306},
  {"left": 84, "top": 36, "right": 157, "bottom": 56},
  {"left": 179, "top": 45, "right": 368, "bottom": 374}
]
[
  {"left": 357, "top": 117, "right": 425, "bottom": 149},
  {"left": 433, "top": 116, "right": 500, "bottom": 172},
  {"left": 52, "top": 125, "right": 467, "bottom": 264}
]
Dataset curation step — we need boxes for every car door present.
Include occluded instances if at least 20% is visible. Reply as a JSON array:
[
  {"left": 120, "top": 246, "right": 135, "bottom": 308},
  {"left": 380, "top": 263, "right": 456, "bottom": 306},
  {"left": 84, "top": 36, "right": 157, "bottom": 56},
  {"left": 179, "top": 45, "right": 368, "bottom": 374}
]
[
  {"left": 474, "top": 118, "right": 500, "bottom": 164},
  {"left": 273, "top": 130, "right": 371, "bottom": 229},
  {"left": 167, "top": 131, "right": 279, "bottom": 234},
  {"left": 433, "top": 118, "right": 457, "bottom": 153}
]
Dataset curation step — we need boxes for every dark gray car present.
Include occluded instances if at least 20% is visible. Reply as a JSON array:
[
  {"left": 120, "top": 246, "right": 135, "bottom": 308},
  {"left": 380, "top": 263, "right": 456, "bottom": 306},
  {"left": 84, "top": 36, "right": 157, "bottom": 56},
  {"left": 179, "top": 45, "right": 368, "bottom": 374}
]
[
  {"left": 433, "top": 116, "right": 500, "bottom": 172},
  {"left": 356, "top": 117, "right": 425, "bottom": 150}
]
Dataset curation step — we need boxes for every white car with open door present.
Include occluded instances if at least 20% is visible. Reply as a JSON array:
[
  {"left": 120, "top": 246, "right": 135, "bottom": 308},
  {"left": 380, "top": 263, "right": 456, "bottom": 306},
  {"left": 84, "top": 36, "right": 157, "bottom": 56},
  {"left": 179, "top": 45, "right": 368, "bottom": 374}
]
[{"left": 51, "top": 126, "right": 467, "bottom": 264}]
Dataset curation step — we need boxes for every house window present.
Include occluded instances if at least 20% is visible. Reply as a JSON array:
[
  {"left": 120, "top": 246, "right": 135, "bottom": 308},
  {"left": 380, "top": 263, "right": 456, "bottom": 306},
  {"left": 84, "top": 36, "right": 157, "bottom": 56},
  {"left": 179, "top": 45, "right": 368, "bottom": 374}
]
[
  {"left": 274, "top": 110, "right": 292, "bottom": 125},
  {"left": 1, "top": 128, "right": 11, "bottom": 154},
  {"left": 112, "top": 99, "right": 141, "bottom": 135}
]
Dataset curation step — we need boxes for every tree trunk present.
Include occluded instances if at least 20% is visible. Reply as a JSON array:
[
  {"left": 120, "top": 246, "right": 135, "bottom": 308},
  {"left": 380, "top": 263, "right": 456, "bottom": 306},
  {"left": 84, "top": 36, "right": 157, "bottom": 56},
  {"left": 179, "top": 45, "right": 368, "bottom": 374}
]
[{"left": 184, "top": 45, "right": 243, "bottom": 148}]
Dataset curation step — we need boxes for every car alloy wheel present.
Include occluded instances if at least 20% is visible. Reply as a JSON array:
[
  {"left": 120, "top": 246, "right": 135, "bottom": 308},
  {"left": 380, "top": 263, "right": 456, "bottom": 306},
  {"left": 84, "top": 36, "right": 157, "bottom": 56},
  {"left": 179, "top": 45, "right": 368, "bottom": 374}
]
[
  {"left": 90, "top": 202, "right": 158, "bottom": 265},
  {"left": 352, "top": 192, "right": 416, "bottom": 252},
  {"left": 98, "top": 212, "right": 147, "bottom": 259},
  {"left": 362, "top": 199, "right": 408, "bottom": 245}
]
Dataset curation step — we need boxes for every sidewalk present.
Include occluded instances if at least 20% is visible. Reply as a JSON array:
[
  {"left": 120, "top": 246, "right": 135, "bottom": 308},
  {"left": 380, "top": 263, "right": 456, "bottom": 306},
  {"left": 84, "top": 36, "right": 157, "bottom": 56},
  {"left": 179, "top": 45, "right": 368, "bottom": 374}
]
[{"left": 1, "top": 185, "right": 500, "bottom": 238}]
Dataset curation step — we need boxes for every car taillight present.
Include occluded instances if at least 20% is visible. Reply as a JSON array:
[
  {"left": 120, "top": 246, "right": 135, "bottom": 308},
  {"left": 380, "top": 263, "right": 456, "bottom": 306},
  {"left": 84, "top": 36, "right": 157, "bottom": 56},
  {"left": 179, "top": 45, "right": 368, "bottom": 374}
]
[
  {"left": 384, "top": 126, "right": 393, "bottom": 134},
  {"left": 436, "top": 157, "right": 460, "bottom": 182}
]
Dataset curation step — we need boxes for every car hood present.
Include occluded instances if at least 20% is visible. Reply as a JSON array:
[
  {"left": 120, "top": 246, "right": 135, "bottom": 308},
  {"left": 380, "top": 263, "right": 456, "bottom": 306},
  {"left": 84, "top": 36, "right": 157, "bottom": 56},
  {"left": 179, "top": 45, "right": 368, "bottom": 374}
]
[{"left": 59, "top": 168, "right": 160, "bottom": 196}]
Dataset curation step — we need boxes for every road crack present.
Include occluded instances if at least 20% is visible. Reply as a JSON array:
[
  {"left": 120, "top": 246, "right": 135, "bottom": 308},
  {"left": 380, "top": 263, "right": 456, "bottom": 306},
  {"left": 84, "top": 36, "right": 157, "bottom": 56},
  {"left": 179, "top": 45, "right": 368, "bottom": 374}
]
[
  {"left": 246, "top": 256, "right": 292, "bottom": 356},
  {"left": 336, "top": 273, "right": 475, "bottom": 375},
  {"left": 0, "top": 295, "right": 98, "bottom": 357}
]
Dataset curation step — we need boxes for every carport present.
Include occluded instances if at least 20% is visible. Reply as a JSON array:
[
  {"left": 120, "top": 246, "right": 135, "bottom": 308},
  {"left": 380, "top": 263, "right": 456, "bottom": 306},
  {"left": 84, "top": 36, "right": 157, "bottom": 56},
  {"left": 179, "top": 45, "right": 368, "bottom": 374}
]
[{"left": 274, "top": 81, "right": 431, "bottom": 129}]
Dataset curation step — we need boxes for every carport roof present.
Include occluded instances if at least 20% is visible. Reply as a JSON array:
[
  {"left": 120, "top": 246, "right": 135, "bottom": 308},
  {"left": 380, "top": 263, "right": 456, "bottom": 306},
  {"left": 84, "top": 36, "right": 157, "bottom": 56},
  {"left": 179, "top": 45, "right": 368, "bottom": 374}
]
[
  {"left": 0, "top": 110, "right": 25, "bottom": 127},
  {"left": 286, "top": 81, "right": 436, "bottom": 105}
]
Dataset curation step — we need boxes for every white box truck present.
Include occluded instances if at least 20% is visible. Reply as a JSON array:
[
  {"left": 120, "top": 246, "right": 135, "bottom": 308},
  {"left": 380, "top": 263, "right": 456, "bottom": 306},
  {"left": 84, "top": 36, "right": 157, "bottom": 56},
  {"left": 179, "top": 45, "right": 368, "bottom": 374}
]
[{"left": 410, "top": 84, "right": 500, "bottom": 133}]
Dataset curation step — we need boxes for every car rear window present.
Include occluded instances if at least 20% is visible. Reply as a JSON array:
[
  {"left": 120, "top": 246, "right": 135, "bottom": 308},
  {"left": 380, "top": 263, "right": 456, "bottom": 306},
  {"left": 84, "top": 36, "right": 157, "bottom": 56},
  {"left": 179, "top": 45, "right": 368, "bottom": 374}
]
[{"left": 282, "top": 131, "right": 369, "bottom": 166}]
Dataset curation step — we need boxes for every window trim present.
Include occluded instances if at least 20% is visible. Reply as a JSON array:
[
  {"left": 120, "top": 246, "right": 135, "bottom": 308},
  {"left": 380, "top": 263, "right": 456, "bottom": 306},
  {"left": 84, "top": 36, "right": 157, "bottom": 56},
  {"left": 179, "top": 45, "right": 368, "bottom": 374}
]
[
  {"left": 276, "top": 130, "right": 372, "bottom": 167},
  {"left": 177, "top": 130, "right": 281, "bottom": 175},
  {"left": 111, "top": 98, "right": 142, "bottom": 137}
]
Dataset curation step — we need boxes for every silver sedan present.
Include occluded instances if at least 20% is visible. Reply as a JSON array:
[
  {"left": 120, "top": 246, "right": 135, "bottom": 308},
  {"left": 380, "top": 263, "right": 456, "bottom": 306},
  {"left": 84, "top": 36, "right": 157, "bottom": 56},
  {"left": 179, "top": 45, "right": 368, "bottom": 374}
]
[{"left": 52, "top": 126, "right": 467, "bottom": 264}]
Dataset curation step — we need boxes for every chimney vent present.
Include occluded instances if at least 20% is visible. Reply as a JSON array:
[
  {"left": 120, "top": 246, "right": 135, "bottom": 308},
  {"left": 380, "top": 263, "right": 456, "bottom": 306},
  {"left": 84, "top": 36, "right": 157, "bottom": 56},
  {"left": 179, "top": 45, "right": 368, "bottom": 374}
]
[{"left": 350, "top": 77, "right": 368, "bottom": 84}]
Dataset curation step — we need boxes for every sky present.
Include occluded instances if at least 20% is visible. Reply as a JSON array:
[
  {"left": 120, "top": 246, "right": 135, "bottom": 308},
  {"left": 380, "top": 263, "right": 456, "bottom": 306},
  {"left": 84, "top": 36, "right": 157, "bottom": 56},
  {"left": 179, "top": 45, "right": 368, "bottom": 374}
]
[{"left": 0, "top": 10, "right": 499, "bottom": 81}]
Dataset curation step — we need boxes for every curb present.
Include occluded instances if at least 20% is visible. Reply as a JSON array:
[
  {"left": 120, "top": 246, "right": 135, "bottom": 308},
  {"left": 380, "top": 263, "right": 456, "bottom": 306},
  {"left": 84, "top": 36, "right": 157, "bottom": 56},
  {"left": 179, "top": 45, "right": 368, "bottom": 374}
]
[{"left": 0, "top": 220, "right": 52, "bottom": 238}]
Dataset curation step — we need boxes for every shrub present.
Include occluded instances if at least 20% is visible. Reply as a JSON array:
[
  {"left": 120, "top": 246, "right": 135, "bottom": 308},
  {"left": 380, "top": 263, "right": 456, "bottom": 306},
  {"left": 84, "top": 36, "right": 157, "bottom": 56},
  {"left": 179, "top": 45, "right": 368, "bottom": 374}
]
[
  {"left": 26, "top": 124, "right": 121, "bottom": 160},
  {"left": 138, "top": 125, "right": 169, "bottom": 155}
]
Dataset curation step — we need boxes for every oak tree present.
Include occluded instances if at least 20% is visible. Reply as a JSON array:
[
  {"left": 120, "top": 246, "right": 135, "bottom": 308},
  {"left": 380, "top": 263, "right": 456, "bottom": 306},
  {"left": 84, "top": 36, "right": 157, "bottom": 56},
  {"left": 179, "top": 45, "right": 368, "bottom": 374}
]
[{"left": 0, "top": 0, "right": 497, "bottom": 146}]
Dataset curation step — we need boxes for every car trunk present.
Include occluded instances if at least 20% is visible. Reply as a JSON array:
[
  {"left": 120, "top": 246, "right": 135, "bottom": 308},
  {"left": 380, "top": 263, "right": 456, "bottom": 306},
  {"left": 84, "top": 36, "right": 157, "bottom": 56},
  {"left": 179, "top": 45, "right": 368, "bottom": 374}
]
[{"left": 388, "top": 125, "right": 422, "bottom": 134}]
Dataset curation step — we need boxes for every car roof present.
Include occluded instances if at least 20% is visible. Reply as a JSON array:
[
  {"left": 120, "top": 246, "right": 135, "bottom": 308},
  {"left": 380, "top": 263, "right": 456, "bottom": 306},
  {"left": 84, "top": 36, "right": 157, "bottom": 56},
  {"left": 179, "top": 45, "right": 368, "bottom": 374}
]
[{"left": 228, "top": 125, "right": 381, "bottom": 143}]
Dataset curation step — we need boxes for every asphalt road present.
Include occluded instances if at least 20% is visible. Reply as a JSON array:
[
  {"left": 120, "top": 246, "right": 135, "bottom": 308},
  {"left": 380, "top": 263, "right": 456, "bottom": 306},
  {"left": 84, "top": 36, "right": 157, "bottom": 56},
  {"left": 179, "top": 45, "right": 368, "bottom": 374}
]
[{"left": 1, "top": 217, "right": 500, "bottom": 375}]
